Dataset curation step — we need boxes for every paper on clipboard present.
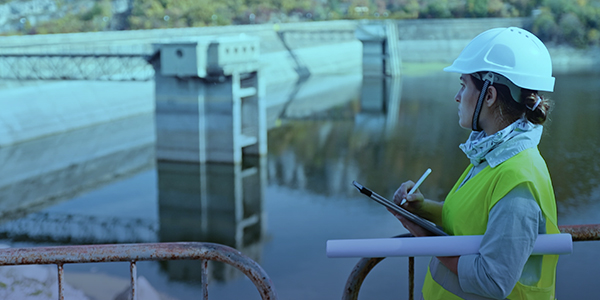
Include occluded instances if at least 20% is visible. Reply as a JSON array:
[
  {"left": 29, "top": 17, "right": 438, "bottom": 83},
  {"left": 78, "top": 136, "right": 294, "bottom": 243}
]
[{"left": 352, "top": 181, "right": 448, "bottom": 236}]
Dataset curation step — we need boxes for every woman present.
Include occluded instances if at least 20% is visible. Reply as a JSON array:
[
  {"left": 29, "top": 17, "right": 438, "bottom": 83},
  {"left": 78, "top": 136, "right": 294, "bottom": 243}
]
[{"left": 391, "top": 27, "right": 560, "bottom": 299}]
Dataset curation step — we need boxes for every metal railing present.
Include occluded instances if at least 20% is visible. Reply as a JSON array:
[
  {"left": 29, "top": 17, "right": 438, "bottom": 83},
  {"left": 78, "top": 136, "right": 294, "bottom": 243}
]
[
  {"left": 0, "top": 53, "right": 156, "bottom": 81},
  {"left": 342, "top": 224, "right": 600, "bottom": 300},
  {"left": 0, "top": 242, "right": 278, "bottom": 300}
]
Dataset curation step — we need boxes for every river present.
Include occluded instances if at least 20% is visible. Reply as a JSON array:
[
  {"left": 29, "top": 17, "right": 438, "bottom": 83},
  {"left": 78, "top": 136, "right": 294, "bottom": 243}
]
[{"left": 0, "top": 65, "right": 598, "bottom": 299}]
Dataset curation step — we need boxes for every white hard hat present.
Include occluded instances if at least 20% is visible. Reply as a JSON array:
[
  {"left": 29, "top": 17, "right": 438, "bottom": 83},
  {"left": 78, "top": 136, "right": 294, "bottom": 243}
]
[{"left": 444, "top": 27, "right": 555, "bottom": 92}]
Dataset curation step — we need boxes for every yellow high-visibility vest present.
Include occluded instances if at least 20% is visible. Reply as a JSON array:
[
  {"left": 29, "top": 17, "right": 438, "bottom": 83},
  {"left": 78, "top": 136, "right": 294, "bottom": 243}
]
[{"left": 423, "top": 147, "right": 559, "bottom": 300}]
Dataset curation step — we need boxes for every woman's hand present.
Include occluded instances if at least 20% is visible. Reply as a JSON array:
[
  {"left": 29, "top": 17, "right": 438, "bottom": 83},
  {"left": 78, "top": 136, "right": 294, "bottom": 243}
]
[
  {"left": 392, "top": 180, "right": 425, "bottom": 213},
  {"left": 388, "top": 180, "right": 432, "bottom": 237},
  {"left": 392, "top": 213, "right": 433, "bottom": 237}
]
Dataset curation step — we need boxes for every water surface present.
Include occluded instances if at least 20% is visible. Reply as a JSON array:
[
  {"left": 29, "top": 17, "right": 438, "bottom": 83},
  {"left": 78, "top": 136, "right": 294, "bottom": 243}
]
[{"left": 0, "top": 69, "right": 598, "bottom": 299}]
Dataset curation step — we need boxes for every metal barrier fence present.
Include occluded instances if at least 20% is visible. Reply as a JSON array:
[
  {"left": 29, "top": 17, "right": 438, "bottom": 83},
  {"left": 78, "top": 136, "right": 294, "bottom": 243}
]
[
  {"left": 0, "top": 53, "right": 155, "bottom": 81},
  {"left": 1, "top": 224, "right": 597, "bottom": 299},
  {"left": 0, "top": 242, "right": 278, "bottom": 300},
  {"left": 343, "top": 224, "right": 600, "bottom": 300}
]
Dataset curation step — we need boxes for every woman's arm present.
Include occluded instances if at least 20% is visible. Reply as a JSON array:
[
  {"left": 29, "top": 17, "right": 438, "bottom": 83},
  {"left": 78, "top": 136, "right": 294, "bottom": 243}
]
[
  {"left": 457, "top": 184, "right": 542, "bottom": 299},
  {"left": 413, "top": 199, "right": 444, "bottom": 226}
]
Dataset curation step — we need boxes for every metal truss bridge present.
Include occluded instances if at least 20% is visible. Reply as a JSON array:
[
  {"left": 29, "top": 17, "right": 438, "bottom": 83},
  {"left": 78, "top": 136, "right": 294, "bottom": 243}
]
[
  {"left": 0, "top": 52, "right": 156, "bottom": 81},
  {"left": 0, "top": 24, "right": 355, "bottom": 81}
]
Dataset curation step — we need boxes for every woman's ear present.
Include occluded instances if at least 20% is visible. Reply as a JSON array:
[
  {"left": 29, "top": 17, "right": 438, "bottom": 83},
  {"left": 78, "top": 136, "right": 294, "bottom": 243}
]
[{"left": 485, "top": 86, "right": 497, "bottom": 107}]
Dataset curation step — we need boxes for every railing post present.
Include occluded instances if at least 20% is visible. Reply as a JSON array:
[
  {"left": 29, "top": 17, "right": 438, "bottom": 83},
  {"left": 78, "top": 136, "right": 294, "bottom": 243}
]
[
  {"left": 130, "top": 261, "right": 138, "bottom": 300},
  {"left": 342, "top": 257, "right": 385, "bottom": 300},
  {"left": 57, "top": 263, "right": 65, "bottom": 300},
  {"left": 408, "top": 256, "right": 414, "bottom": 300},
  {"left": 201, "top": 259, "right": 209, "bottom": 299}
]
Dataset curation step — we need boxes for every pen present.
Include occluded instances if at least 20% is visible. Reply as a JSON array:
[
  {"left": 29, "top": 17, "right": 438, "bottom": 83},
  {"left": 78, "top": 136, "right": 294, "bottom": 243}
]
[{"left": 400, "top": 168, "right": 432, "bottom": 206}]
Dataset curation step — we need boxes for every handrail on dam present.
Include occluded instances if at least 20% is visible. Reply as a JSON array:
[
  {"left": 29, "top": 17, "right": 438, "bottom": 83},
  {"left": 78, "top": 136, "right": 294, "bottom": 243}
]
[
  {"left": 0, "top": 27, "right": 356, "bottom": 81},
  {"left": 342, "top": 223, "right": 600, "bottom": 300},
  {"left": 0, "top": 52, "right": 157, "bottom": 81},
  {"left": 0, "top": 242, "right": 278, "bottom": 300}
]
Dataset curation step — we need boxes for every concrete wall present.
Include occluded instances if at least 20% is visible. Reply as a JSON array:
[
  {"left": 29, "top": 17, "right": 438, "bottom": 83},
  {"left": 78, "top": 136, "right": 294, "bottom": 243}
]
[
  {"left": 0, "top": 80, "right": 154, "bottom": 146},
  {"left": 0, "top": 20, "right": 358, "bottom": 53},
  {"left": 0, "top": 113, "right": 154, "bottom": 220},
  {"left": 391, "top": 18, "right": 600, "bottom": 73},
  {"left": 0, "top": 20, "right": 362, "bottom": 146},
  {"left": 0, "top": 18, "right": 598, "bottom": 147},
  {"left": 0, "top": 39, "right": 362, "bottom": 147}
]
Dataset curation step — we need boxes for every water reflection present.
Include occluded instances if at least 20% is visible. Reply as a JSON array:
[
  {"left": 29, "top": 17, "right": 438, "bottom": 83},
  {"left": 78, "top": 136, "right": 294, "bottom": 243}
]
[
  {"left": 268, "top": 71, "right": 600, "bottom": 225},
  {"left": 0, "top": 114, "right": 155, "bottom": 243},
  {"left": 157, "top": 157, "right": 266, "bottom": 282},
  {"left": 539, "top": 73, "right": 600, "bottom": 224},
  {"left": 0, "top": 70, "right": 597, "bottom": 299},
  {"left": 359, "top": 76, "right": 402, "bottom": 138},
  {"left": 269, "top": 72, "right": 469, "bottom": 201}
]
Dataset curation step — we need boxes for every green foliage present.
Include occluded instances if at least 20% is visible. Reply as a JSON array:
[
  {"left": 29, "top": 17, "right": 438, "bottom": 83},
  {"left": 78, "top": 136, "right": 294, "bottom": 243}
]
[
  {"left": 544, "top": 0, "right": 578, "bottom": 16},
  {"left": 24, "top": 0, "right": 113, "bottom": 34},
  {"left": 531, "top": 0, "right": 600, "bottom": 47},
  {"left": 466, "top": 0, "right": 489, "bottom": 17},
  {"left": 387, "top": 0, "right": 420, "bottom": 19},
  {"left": 129, "top": 0, "right": 232, "bottom": 29},
  {"left": 422, "top": 0, "right": 452, "bottom": 18},
  {"left": 532, "top": 7, "right": 559, "bottom": 42},
  {"left": 2, "top": 0, "right": 598, "bottom": 48},
  {"left": 588, "top": 28, "right": 600, "bottom": 45},
  {"left": 559, "top": 12, "right": 586, "bottom": 47}
]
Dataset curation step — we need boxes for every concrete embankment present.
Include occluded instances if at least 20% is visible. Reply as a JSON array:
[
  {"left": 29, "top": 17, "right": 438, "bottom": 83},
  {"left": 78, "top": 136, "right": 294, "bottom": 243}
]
[
  {"left": 0, "top": 20, "right": 362, "bottom": 146},
  {"left": 392, "top": 17, "right": 600, "bottom": 74},
  {"left": 0, "top": 18, "right": 598, "bottom": 147}
]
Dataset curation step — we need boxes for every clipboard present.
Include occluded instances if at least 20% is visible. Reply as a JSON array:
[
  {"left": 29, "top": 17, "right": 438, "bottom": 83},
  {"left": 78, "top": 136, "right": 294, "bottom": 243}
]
[{"left": 352, "top": 181, "right": 448, "bottom": 236}]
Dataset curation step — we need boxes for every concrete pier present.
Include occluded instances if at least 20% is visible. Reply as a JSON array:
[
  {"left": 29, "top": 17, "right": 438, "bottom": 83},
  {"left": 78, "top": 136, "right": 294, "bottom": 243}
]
[{"left": 153, "top": 36, "right": 266, "bottom": 164}]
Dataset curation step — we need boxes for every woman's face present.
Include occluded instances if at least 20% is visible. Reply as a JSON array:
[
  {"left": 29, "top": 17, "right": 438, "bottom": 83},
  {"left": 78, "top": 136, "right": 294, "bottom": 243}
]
[{"left": 455, "top": 74, "right": 480, "bottom": 129}]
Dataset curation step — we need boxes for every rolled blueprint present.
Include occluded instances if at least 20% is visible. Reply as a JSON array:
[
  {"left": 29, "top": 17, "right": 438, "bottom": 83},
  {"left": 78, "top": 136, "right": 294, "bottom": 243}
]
[{"left": 326, "top": 234, "right": 572, "bottom": 258}]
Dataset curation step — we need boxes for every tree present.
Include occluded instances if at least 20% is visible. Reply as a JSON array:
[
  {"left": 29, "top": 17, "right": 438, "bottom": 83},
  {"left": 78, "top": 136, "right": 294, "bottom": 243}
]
[{"left": 129, "top": 0, "right": 232, "bottom": 29}]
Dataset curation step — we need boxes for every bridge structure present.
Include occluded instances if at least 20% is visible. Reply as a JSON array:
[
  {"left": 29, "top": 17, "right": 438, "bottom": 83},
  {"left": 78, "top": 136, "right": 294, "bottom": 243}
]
[
  {"left": 0, "top": 21, "right": 405, "bottom": 250},
  {"left": 0, "top": 20, "right": 363, "bottom": 162},
  {"left": 0, "top": 21, "right": 358, "bottom": 81}
]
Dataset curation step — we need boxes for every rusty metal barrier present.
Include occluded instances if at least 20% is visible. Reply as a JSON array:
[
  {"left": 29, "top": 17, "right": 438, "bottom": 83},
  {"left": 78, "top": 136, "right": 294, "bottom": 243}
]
[
  {"left": 0, "top": 242, "right": 278, "bottom": 300},
  {"left": 342, "top": 224, "right": 600, "bottom": 300}
]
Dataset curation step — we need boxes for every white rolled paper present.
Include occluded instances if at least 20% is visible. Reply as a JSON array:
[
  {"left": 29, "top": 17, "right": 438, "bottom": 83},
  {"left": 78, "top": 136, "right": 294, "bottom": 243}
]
[{"left": 326, "top": 234, "right": 572, "bottom": 258}]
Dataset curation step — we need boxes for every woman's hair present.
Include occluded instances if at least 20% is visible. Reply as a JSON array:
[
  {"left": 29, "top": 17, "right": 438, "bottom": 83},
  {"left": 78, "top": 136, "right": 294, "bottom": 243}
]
[{"left": 471, "top": 74, "right": 553, "bottom": 125}]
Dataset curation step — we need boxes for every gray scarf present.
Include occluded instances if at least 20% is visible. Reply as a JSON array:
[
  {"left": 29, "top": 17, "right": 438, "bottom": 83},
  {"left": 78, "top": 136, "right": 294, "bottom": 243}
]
[{"left": 459, "top": 118, "right": 539, "bottom": 167}]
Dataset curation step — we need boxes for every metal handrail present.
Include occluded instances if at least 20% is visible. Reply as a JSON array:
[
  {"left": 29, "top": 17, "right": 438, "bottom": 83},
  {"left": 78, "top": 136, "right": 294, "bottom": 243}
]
[
  {"left": 0, "top": 242, "right": 278, "bottom": 300},
  {"left": 342, "top": 224, "right": 600, "bottom": 300}
]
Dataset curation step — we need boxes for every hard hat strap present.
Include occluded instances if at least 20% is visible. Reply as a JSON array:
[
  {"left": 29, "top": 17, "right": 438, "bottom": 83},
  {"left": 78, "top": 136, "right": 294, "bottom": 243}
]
[
  {"left": 472, "top": 79, "right": 491, "bottom": 132},
  {"left": 472, "top": 72, "right": 523, "bottom": 103}
]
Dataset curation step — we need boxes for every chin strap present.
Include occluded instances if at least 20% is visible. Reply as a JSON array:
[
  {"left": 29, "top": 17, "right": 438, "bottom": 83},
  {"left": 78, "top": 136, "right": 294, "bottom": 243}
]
[{"left": 472, "top": 72, "right": 495, "bottom": 132}]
